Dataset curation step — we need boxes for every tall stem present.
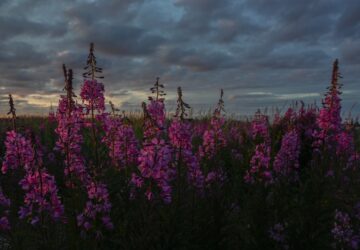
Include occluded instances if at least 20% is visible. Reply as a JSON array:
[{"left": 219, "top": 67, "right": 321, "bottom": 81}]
[{"left": 91, "top": 104, "right": 99, "bottom": 176}]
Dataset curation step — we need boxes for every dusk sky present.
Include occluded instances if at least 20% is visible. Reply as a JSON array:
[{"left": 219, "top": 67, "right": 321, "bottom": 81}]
[{"left": 0, "top": 0, "right": 359, "bottom": 117}]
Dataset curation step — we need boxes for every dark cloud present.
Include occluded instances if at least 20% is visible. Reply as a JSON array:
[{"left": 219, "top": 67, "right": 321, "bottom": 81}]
[
  {"left": 0, "top": 0, "right": 359, "bottom": 116},
  {"left": 0, "top": 16, "right": 67, "bottom": 40},
  {"left": 161, "top": 47, "right": 237, "bottom": 72},
  {"left": 80, "top": 25, "right": 166, "bottom": 56},
  {"left": 335, "top": 1, "right": 360, "bottom": 38},
  {"left": 340, "top": 39, "right": 360, "bottom": 65}
]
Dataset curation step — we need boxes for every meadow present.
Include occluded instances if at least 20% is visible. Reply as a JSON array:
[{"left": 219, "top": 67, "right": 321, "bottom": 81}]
[{"left": 0, "top": 45, "right": 359, "bottom": 250}]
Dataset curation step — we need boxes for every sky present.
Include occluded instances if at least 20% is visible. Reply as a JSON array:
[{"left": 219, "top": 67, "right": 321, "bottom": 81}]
[{"left": 0, "top": 0, "right": 359, "bottom": 117}]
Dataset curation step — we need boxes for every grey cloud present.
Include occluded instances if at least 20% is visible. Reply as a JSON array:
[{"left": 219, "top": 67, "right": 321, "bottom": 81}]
[
  {"left": 0, "top": 0, "right": 359, "bottom": 116},
  {"left": 0, "top": 16, "right": 67, "bottom": 40},
  {"left": 161, "top": 47, "right": 237, "bottom": 72},
  {"left": 340, "top": 39, "right": 360, "bottom": 65},
  {"left": 335, "top": 1, "right": 360, "bottom": 38},
  {"left": 0, "top": 42, "right": 49, "bottom": 68}
]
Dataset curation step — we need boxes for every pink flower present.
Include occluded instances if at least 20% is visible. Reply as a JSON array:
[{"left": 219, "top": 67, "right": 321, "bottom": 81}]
[
  {"left": 336, "top": 131, "right": 354, "bottom": 157},
  {"left": 142, "top": 100, "right": 166, "bottom": 140},
  {"left": 55, "top": 96, "right": 90, "bottom": 186},
  {"left": 2, "top": 130, "right": 34, "bottom": 174},
  {"left": 133, "top": 138, "right": 175, "bottom": 203},
  {"left": 273, "top": 129, "right": 300, "bottom": 181},
  {"left": 332, "top": 210, "right": 359, "bottom": 249},
  {"left": 245, "top": 112, "right": 273, "bottom": 185},
  {"left": 18, "top": 170, "right": 65, "bottom": 224},
  {"left": 251, "top": 111, "right": 269, "bottom": 141},
  {"left": 245, "top": 143, "right": 273, "bottom": 185},
  {"left": 169, "top": 118, "right": 204, "bottom": 190},
  {"left": 0, "top": 189, "right": 10, "bottom": 231},
  {"left": 102, "top": 115, "right": 139, "bottom": 169},
  {"left": 199, "top": 116, "right": 226, "bottom": 160},
  {"left": 80, "top": 79, "right": 105, "bottom": 114},
  {"left": 147, "top": 100, "right": 166, "bottom": 130},
  {"left": 77, "top": 182, "right": 113, "bottom": 236},
  {"left": 313, "top": 59, "right": 343, "bottom": 154},
  {"left": 0, "top": 216, "right": 10, "bottom": 231}
]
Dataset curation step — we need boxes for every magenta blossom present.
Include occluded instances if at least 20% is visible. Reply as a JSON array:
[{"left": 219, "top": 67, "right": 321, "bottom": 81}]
[
  {"left": 132, "top": 138, "right": 175, "bottom": 203},
  {"left": 0, "top": 189, "right": 10, "bottom": 231},
  {"left": 273, "top": 129, "right": 301, "bottom": 181},
  {"left": 245, "top": 112, "right": 273, "bottom": 185},
  {"left": 55, "top": 97, "right": 90, "bottom": 186},
  {"left": 332, "top": 210, "right": 360, "bottom": 249},
  {"left": 142, "top": 100, "right": 166, "bottom": 140},
  {"left": 169, "top": 118, "right": 204, "bottom": 190},
  {"left": 102, "top": 115, "right": 139, "bottom": 169},
  {"left": 147, "top": 100, "right": 166, "bottom": 130},
  {"left": 269, "top": 223, "right": 289, "bottom": 250},
  {"left": 313, "top": 59, "right": 344, "bottom": 155},
  {"left": 245, "top": 142, "right": 273, "bottom": 185},
  {"left": 18, "top": 170, "right": 65, "bottom": 225},
  {"left": 251, "top": 111, "right": 270, "bottom": 141},
  {"left": 80, "top": 79, "right": 105, "bottom": 114},
  {"left": 2, "top": 130, "right": 34, "bottom": 174},
  {"left": 199, "top": 116, "right": 226, "bottom": 160},
  {"left": 77, "top": 182, "right": 113, "bottom": 238}
]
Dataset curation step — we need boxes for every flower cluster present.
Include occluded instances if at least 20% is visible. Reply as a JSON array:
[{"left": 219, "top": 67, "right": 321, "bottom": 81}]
[
  {"left": 55, "top": 97, "right": 89, "bottom": 186},
  {"left": 133, "top": 138, "right": 175, "bottom": 203},
  {"left": 193, "top": 121, "right": 208, "bottom": 138},
  {"left": 80, "top": 79, "right": 105, "bottom": 114},
  {"left": 143, "top": 77, "right": 167, "bottom": 139},
  {"left": 273, "top": 129, "right": 300, "bottom": 181},
  {"left": 77, "top": 182, "right": 113, "bottom": 239},
  {"left": 2, "top": 130, "right": 34, "bottom": 174},
  {"left": 1, "top": 129, "right": 65, "bottom": 226},
  {"left": 245, "top": 113, "right": 273, "bottom": 185},
  {"left": 336, "top": 130, "right": 354, "bottom": 157},
  {"left": 244, "top": 142, "right": 272, "bottom": 184},
  {"left": 147, "top": 100, "right": 166, "bottom": 130},
  {"left": 102, "top": 116, "right": 139, "bottom": 169},
  {"left": 142, "top": 102, "right": 161, "bottom": 141},
  {"left": 0, "top": 189, "right": 10, "bottom": 231},
  {"left": 251, "top": 111, "right": 270, "bottom": 141},
  {"left": 199, "top": 116, "right": 226, "bottom": 160},
  {"left": 332, "top": 210, "right": 360, "bottom": 249},
  {"left": 17, "top": 134, "right": 66, "bottom": 225},
  {"left": 169, "top": 119, "right": 193, "bottom": 150},
  {"left": 169, "top": 119, "right": 204, "bottom": 189},
  {"left": 269, "top": 223, "right": 289, "bottom": 250},
  {"left": 296, "top": 104, "right": 317, "bottom": 139},
  {"left": 313, "top": 59, "right": 344, "bottom": 155},
  {"left": 19, "top": 170, "right": 65, "bottom": 225}
]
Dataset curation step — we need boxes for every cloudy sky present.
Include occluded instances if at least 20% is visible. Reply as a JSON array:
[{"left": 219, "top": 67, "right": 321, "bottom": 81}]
[{"left": 0, "top": 0, "right": 359, "bottom": 117}]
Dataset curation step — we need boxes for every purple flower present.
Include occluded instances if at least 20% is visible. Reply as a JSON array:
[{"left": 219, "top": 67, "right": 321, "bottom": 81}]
[
  {"left": 313, "top": 60, "right": 352, "bottom": 158},
  {"left": 245, "top": 142, "right": 273, "bottom": 185},
  {"left": 102, "top": 115, "right": 139, "bottom": 169},
  {"left": 273, "top": 129, "right": 300, "bottom": 181},
  {"left": 133, "top": 138, "right": 175, "bottom": 203},
  {"left": 18, "top": 170, "right": 65, "bottom": 224},
  {"left": 80, "top": 79, "right": 105, "bottom": 114},
  {"left": 77, "top": 182, "right": 113, "bottom": 237},
  {"left": 199, "top": 116, "right": 226, "bottom": 160},
  {"left": 2, "top": 130, "right": 34, "bottom": 174},
  {"left": 169, "top": 118, "right": 204, "bottom": 190},
  {"left": 269, "top": 223, "right": 289, "bottom": 250},
  {"left": 245, "top": 112, "right": 273, "bottom": 185},
  {"left": 332, "top": 210, "right": 359, "bottom": 249},
  {"left": 55, "top": 96, "right": 90, "bottom": 186},
  {"left": 0, "top": 189, "right": 10, "bottom": 231}
]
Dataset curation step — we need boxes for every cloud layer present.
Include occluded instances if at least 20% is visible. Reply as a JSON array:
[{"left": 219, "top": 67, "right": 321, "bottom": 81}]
[{"left": 0, "top": 0, "right": 359, "bottom": 116}]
